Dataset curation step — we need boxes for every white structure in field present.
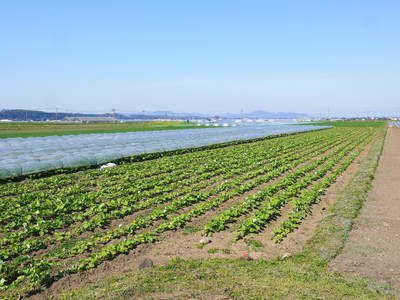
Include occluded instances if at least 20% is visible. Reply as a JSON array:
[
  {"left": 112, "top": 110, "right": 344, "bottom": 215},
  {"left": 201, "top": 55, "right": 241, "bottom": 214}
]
[
  {"left": 0, "top": 123, "right": 329, "bottom": 178},
  {"left": 100, "top": 162, "right": 117, "bottom": 169}
]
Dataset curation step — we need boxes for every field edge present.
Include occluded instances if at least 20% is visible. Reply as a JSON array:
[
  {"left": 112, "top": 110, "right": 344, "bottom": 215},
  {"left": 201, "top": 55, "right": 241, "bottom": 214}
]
[{"left": 302, "top": 124, "right": 387, "bottom": 261}]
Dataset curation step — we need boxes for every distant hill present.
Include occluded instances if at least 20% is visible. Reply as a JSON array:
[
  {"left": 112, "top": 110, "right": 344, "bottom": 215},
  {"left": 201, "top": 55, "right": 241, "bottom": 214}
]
[
  {"left": 0, "top": 109, "right": 206, "bottom": 121},
  {"left": 0, "top": 109, "right": 130, "bottom": 121},
  {"left": 126, "top": 111, "right": 210, "bottom": 119},
  {"left": 130, "top": 110, "right": 311, "bottom": 119},
  {"left": 1, "top": 109, "right": 311, "bottom": 121}
]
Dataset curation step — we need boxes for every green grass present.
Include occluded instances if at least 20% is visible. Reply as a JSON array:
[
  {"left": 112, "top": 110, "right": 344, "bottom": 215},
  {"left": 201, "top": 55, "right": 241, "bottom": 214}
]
[
  {"left": 60, "top": 125, "right": 400, "bottom": 299},
  {"left": 207, "top": 248, "right": 219, "bottom": 254},
  {"left": 62, "top": 258, "right": 397, "bottom": 300},
  {"left": 182, "top": 226, "right": 202, "bottom": 236},
  {"left": 304, "top": 120, "right": 386, "bottom": 128},
  {"left": 245, "top": 239, "right": 263, "bottom": 249},
  {"left": 0, "top": 121, "right": 208, "bottom": 138}
]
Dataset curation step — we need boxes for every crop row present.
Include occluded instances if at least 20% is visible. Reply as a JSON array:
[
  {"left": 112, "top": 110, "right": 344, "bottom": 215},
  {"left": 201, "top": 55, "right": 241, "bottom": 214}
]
[
  {"left": 0, "top": 129, "right": 338, "bottom": 219},
  {"left": 1, "top": 128, "right": 359, "bottom": 260},
  {"left": 236, "top": 132, "right": 373, "bottom": 239},
  {"left": 0, "top": 129, "right": 327, "bottom": 198},
  {"left": 47, "top": 128, "right": 353, "bottom": 260},
  {"left": 0, "top": 127, "right": 377, "bottom": 296},
  {"left": 203, "top": 130, "right": 372, "bottom": 235},
  {"left": 0, "top": 129, "right": 356, "bottom": 291},
  {"left": 272, "top": 139, "right": 370, "bottom": 242},
  {"left": 59, "top": 131, "right": 373, "bottom": 279},
  {"left": 0, "top": 129, "right": 356, "bottom": 245},
  {"left": 0, "top": 127, "right": 351, "bottom": 277},
  {"left": 0, "top": 130, "right": 332, "bottom": 231}
]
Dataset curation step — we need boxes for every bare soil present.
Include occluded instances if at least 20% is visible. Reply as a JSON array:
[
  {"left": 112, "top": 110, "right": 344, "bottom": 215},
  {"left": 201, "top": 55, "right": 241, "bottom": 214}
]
[{"left": 331, "top": 127, "right": 400, "bottom": 289}]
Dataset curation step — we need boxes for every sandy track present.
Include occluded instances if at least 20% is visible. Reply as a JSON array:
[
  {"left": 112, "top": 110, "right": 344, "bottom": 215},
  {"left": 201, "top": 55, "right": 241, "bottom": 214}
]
[{"left": 331, "top": 127, "right": 400, "bottom": 289}]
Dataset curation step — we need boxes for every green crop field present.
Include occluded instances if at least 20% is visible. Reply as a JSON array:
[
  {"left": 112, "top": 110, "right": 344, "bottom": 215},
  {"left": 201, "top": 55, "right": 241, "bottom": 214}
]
[
  {"left": 0, "top": 121, "right": 206, "bottom": 139},
  {"left": 1, "top": 121, "right": 395, "bottom": 299},
  {"left": 303, "top": 120, "right": 386, "bottom": 128}
]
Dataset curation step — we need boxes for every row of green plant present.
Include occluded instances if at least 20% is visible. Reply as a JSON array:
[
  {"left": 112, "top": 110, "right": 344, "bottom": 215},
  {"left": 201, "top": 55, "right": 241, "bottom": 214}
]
[
  {"left": 237, "top": 132, "right": 373, "bottom": 239},
  {"left": 0, "top": 141, "right": 316, "bottom": 260},
  {"left": 1, "top": 128, "right": 352, "bottom": 239},
  {"left": 0, "top": 129, "right": 357, "bottom": 292},
  {"left": 203, "top": 130, "right": 372, "bottom": 235},
  {"left": 0, "top": 128, "right": 334, "bottom": 213},
  {"left": 0, "top": 128, "right": 342, "bottom": 246},
  {"left": 0, "top": 127, "right": 378, "bottom": 297},
  {"left": 47, "top": 129, "right": 351, "bottom": 260},
  {"left": 0, "top": 128, "right": 347, "bottom": 277},
  {"left": 58, "top": 131, "right": 373, "bottom": 283},
  {"left": 272, "top": 139, "right": 370, "bottom": 242}
]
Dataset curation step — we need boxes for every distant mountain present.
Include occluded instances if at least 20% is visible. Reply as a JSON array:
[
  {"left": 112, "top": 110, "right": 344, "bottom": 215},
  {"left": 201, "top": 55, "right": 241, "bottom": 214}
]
[
  {"left": 222, "top": 110, "right": 311, "bottom": 119},
  {"left": 1, "top": 109, "right": 311, "bottom": 121},
  {"left": 126, "top": 111, "right": 210, "bottom": 118},
  {"left": 0, "top": 109, "right": 207, "bottom": 121},
  {"left": 0, "top": 109, "right": 130, "bottom": 121},
  {"left": 126, "top": 110, "right": 310, "bottom": 119}
]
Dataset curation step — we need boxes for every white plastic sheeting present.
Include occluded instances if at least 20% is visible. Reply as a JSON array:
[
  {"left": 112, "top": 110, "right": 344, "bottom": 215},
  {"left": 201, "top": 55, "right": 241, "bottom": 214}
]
[
  {"left": 0, "top": 123, "right": 328, "bottom": 178},
  {"left": 389, "top": 122, "right": 400, "bottom": 128}
]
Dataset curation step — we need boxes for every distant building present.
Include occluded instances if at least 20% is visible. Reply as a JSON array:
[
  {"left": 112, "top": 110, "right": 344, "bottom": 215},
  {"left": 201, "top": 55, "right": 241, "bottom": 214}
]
[{"left": 64, "top": 117, "right": 118, "bottom": 123}]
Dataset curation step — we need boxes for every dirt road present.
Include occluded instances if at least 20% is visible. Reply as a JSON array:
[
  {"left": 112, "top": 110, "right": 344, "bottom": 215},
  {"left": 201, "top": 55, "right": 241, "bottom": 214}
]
[{"left": 331, "top": 127, "right": 400, "bottom": 289}]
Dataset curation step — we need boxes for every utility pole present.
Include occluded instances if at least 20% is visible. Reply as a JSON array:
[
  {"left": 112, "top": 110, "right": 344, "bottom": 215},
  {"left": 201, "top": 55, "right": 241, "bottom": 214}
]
[{"left": 55, "top": 107, "right": 58, "bottom": 121}]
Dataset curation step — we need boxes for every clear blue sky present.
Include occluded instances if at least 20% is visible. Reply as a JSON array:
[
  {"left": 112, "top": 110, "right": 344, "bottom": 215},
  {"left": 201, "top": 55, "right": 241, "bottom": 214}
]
[{"left": 1, "top": 1, "right": 400, "bottom": 116}]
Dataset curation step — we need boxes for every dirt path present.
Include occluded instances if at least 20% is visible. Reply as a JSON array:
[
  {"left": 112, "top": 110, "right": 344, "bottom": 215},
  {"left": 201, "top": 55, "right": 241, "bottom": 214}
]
[{"left": 331, "top": 127, "right": 400, "bottom": 289}]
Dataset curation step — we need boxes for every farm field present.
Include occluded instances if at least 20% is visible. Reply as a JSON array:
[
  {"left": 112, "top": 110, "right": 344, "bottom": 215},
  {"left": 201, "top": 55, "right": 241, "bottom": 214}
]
[
  {"left": 0, "top": 121, "right": 394, "bottom": 299},
  {"left": 0, "top": 121, "right": 205, "bottom": 139},
  {"left": 302, "top": 120, "right": 386, "bottom": 128}
]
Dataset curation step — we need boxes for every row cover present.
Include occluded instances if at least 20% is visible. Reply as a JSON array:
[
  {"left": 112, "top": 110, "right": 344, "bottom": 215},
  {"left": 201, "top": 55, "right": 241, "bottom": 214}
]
[
  {"left": 389, "top": 122, "right": 400, "bottom": 128},
  {"left": 0, "top": 123, "right": 328, "bottom": 178}
]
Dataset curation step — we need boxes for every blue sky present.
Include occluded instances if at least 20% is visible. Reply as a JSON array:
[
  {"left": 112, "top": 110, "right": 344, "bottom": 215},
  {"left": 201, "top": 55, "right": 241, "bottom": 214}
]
[{"left": 1, "top": 1, "right": 400, "bottom": 116}]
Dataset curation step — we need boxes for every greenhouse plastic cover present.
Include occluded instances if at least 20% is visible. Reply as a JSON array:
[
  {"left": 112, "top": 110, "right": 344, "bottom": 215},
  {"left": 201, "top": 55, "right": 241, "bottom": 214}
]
[{"left": 0, "top": 123, "right": 328, "bottom": 178}]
